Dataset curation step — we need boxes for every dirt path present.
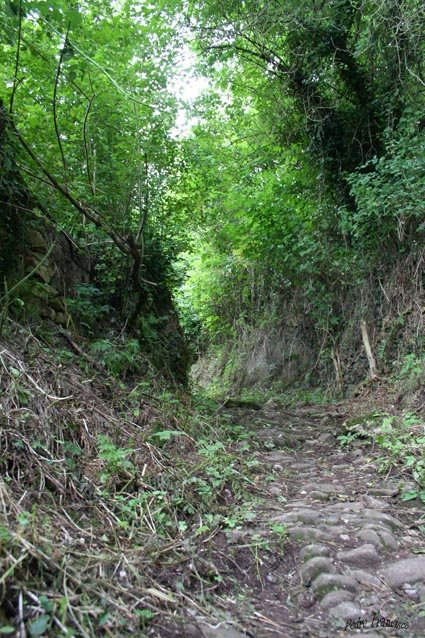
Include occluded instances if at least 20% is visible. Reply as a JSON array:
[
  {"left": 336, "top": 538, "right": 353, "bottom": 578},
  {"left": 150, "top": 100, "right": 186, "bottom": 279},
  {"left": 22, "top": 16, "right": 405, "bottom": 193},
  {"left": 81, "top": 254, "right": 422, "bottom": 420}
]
[{"left": 155, "top": 401, "right": 425, "bottom": 638}]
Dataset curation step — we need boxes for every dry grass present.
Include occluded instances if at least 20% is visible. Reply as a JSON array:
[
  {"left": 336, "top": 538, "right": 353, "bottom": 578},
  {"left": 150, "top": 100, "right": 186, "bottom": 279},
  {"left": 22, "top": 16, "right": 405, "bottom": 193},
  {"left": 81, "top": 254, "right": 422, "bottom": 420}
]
[{"left": 0, "top": 320, "right": 231, "bottom": 636}]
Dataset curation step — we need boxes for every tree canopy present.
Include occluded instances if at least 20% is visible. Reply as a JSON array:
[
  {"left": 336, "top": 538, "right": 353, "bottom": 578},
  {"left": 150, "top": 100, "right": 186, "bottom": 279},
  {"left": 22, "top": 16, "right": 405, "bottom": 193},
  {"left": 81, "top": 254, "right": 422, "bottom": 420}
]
[{"left": 1, "top": 0, "right": 424, "bottom": 386}]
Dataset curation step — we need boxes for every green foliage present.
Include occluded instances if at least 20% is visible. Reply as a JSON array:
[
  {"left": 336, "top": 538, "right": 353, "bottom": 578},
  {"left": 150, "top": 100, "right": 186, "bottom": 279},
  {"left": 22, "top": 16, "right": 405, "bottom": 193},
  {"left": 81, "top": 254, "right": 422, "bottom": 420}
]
[
  {"left": 97, "top": 435, "right": 136, "bottom": 483},
  {"left": 340, "top": 412, "right": 425, "bottom": 502},
  {"left": 169, "top": 0, "right": 425, "bottom": 391},
  {"left": 394, "top": 353, "right": 425, "bottom": 393},
  {"left": 66, "top": 284, "right": 111, "bottom": 332},
  {"left": 89, "top": 338, "right": 141, "bottom": 377},
  {"left": 346, "top": 118, "right": 425, "bottom": 251}
]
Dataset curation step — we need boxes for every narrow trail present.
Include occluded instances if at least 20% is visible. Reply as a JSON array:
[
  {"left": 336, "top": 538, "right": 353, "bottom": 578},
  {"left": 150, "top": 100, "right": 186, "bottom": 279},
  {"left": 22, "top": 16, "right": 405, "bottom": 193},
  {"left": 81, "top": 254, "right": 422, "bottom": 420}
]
[{"left": 170, "top": 401, "right": 425, "bottom": 638}]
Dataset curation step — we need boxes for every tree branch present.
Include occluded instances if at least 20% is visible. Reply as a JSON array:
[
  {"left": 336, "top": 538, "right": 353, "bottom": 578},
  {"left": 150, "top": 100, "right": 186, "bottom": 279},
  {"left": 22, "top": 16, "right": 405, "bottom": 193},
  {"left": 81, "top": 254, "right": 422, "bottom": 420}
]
[
  {"left": 9, "top": 0, "right": 23, "bottom": 114},
  {"left": 53, "top": 23, "right": 71, "bottom": 185},
  {"left": 83, "top": 93, "right": 96, "bottom": 196}
]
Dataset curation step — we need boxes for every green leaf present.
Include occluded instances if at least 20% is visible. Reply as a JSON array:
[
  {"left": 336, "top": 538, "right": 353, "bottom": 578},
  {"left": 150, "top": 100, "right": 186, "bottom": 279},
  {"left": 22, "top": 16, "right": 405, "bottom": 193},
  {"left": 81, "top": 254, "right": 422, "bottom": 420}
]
[
  {"left": 400, "top": 490, "right": 418, "bottom": 501},
  {"left": 29, "top": 615, "right": 50, "bottom": 636},
  {"left": 150, "top": 430, "right": 183, "bottom": 442},
  {"left": 67, "top": 8, "right": 82, "bottom": 28}
]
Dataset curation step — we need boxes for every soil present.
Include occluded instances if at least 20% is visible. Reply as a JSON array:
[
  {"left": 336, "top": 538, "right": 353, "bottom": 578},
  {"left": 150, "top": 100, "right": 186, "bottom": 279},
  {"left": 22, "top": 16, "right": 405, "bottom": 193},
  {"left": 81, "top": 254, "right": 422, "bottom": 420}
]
[{"left": 149, "top": 400, "right": 425, "bottom": 638}]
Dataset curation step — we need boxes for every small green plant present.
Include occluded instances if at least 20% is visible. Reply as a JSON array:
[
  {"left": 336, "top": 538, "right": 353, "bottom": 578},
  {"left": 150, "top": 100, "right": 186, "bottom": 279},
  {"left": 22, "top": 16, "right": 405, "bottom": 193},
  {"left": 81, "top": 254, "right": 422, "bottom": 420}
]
[
  {"left": 148, "top": 429, "right": 185, "bottom": 446},
  {"left": 97, "top": 435, "right": 136, "bottom": 483},
  {"left": 337, "top": 431, "right": 361, "bottom": 446},
  {"left": 395, "top": 353, "right": 424, "bottom": 392},
  {"left": 135, "top": 608, "right": 155, "bottom": 628},
  {"left": 66, "top": 284, "right": 111, "bottom": 332},
  {"left": 89, "top": 338, "right": 141, "bottom": 376}
]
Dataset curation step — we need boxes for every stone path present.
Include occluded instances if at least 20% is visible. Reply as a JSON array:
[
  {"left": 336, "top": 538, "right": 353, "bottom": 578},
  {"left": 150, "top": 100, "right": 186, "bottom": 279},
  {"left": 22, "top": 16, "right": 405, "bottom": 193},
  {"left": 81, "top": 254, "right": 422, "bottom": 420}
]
[
  {"left": 245, "top": 402, "right": 425, "bottom": 637},
  {"left": 155, "top": 402, "right": 425, "bottom": 638}
]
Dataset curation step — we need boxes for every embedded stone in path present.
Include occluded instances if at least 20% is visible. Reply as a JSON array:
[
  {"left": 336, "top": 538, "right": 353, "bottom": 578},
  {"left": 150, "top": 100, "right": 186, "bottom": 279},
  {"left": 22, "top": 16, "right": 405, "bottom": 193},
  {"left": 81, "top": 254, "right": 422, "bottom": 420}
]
[
  {"left": 288, "top": 526, "right": 332, "bottom": 542},
  {"left": 361, "top": 509, "right": 403, "bottom": 530},
  {"left": 319, "top": 589, "right": 354, "bottom": 609},
  {"left": 355, "top": 528, "right": 382, "bottom": 548},
  {"left": 337, "top": 544, "right": 380, "bottom": 568},
  {"left": 317, "top": 432, "right": 336, "bottom": 445},
  {"left": 308, "top": 490, "right": 332, "bottom": 501},
  {"left": 301, "top": 482, "right": 345, "bottom": 494},
  {"left": 327, "top": 501, "right": 364, "bottom": 512},
  {"left": 361, "top": 495, "right": 389, "bottom": 509},
  {"left": 289, "top": 461, "right": 312, "bottom": 470},
  {"left": 381, "top": 556, "right": 425, "bottom": 589},
  {"left": 369, "top": 486, "right": 399, "bottom": 497},
  {"left": 360, "top": 524, "right": 399, "bottom": 550},
  {"left": 199, "top": 625, "right": 248, "bottom": 638},
  {"left": 328, "top": 601, "right": 365, "bottom": 621},
  {"left": 300, "top": 556, "right": 336, "bottom": 586},
  {"left": 376, "top": 528, "right": 399, "bottom": 550},
  {"left": 350, "top": 569, "right": 382, "bottom": 588},
  {"left": 263, "top": 451, "right": 294, "bottom": 463},
  {"left": 299, "top": 544, "right": 331, "bottom": 562},
  {"left": 271, "top": 508, "right": 321, "bottom": 525},
  {"left": 311, "top": 573, "right": 358, "bottom": 598}
]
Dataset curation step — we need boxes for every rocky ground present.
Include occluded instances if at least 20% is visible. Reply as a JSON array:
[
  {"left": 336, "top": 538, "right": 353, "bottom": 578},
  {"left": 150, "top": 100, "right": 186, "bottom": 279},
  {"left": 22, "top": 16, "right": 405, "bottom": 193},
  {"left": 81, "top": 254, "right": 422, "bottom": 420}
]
[{"left": 156, "top": 400, "right": 425, "bottom": 638}]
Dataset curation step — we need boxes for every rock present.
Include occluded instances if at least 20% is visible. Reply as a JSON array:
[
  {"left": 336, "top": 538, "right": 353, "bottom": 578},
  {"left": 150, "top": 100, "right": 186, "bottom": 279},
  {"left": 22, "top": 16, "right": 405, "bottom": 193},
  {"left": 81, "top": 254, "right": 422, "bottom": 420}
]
[
  {"left": 317, "top": 433, "right": 336, "bottom": 445},
  {"left": 268, "top": 484, "right": 285, "bottom": 496},
  {"left": 376, "top": 529, "right": 399, "bottom": 550},
  {"left": 272, "top": 509, "right": 321, "bottom": 525},
  {"left": 263, "top": 452, "right": 294, "bottom": 463},
  {"left": 31, "top": 259, "right": 55, "bottom": 283},
  {"left": 355, "top": 528, "right": 382, "bottom": 548},
  {"left": 381, "top": 556, "right": 425, "bottom": 589},
  {"left": 369, "top": 486, "right": 399, "bottom": 497},
  {"left": 326, "top": 501, "right": 364, "bottom": 512},
  {"left": 328, "top": 601, "right": 365, "bottom": 621},
  {"left": 307, "top": 490, "right": 331, "bottom": 501},
  {"left": 410, "top": 615, "right": 425, "bottom": 636},
  {"left": 49, "top": 295, "right": 65, "bottom": 312},
  {"left": 350, "top": 569, "right": 382, "bottom": 588},
  {"left": 361, "top": 495, "right": 388, "bottom": 509},
  {"left": 300, "top": 557, "right": 335, "bottom": 586},
  {"left": 299, "top": 544, "right": 331, "bottom": 562},
  {"left": 288, "top": 526, "right": 332, "bottom": 542},
  {"left": 322, "top": 514, "right": 340, "bottom": 525},
  {"left": 336, "top": 544, "right": 380, "bottom": 568},
  {"left": 27, "top": 228, "right": 48, "bottom": 251},
  {"left": 200, "top": 626, "right": 248, "bottom": 638},
  {"left": 182, "top": 624, "right": 203, "bottom": 637},
  {"left": 264, "top": 398, "right": 280, "bottom": 409},
  {"left": 362, "top": 510, "right": 403, "bottom": 530},
  {"left": 417, "top": 583, "right": 425, "bottom": 603},
  {"left": 301, "top": 482, "right": 345, "bottom": 494},
  {"left": 289, "top": 462, "right": 312, "bottom": 470},
  {"left": 361, "top": 524, "right": 399, "bottom": 549},
  {"left": 311, "top": 573, "right": 358, "bottom": 598},
  {"left": 319, "top": 589, "right": 354, "bottom": 609}
]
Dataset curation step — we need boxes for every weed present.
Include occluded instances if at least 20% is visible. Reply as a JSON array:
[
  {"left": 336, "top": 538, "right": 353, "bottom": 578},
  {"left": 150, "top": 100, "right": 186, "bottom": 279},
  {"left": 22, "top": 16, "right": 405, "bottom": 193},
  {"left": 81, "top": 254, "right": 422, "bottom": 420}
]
[
  {"left": 89, "top": 338, "right": 142, "bottom": 376},
  {"left": 340, "top": 411, "right": 425, "bottom": 501},
  {"left": 395, "top": 353, "right": 424, "bottom": 393},
  {"left": 97, "top": 435, "right": 136, "bottom": 484},
  {"left": 337, "top": 431, "right": 361, "bottom": 446}
]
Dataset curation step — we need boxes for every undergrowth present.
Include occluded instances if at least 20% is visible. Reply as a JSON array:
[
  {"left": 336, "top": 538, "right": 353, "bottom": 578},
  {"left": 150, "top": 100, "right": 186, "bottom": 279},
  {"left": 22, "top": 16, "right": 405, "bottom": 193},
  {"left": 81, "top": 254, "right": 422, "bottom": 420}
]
[
  {"left": 338, "top": 409, "right": 425, "bottom": 504},
  {"left": 0, "top": 322, "right": 262, "bottom": 637}
]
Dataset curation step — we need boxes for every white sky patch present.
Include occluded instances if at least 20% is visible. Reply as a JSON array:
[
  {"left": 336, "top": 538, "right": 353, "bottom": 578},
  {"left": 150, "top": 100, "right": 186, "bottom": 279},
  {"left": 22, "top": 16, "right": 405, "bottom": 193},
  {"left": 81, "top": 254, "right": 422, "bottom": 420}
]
[{"left": 169, "top": 45, "right": 209, "bottom": 138}]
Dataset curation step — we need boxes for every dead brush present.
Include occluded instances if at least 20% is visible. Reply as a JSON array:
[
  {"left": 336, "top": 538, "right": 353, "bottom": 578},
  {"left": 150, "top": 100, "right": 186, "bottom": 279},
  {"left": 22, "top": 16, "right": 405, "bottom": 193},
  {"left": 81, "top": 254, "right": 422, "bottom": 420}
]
[{"left": 0, "top": 323, "right": 218, "bottom": 636}]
